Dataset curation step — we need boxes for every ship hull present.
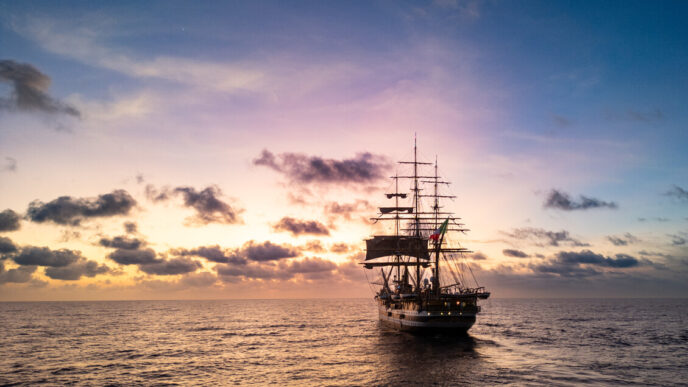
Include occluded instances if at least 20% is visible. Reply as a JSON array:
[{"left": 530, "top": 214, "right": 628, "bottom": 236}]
[{"left": 377, "top": 304, "right": 476, "bottom": 334}]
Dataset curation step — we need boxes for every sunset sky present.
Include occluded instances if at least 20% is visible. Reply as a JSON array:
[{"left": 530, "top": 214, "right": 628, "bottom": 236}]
[{"left": 1, "top": 0, "right": 687, "bottom": 300}]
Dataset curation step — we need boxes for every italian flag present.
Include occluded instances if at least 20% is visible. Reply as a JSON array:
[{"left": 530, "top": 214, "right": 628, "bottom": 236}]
[{"left": 429, "top": 218, "right": 449, "bottom": 241}]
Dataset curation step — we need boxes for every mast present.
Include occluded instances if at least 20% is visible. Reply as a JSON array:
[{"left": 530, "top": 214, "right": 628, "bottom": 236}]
[
  {"left": 413, "top": 136, "right": 421, "bottom": 294},
  {"left": 433, "top": 156, "right": 440, "bottom": 295},
  {"left": 394, "top": 174, "right": 400, "bottom": 284}
]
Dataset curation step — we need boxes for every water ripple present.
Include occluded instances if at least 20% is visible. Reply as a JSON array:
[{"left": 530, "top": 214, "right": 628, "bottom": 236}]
[{"left": 0, "top": 299, "right": 686, "bottom": 385}]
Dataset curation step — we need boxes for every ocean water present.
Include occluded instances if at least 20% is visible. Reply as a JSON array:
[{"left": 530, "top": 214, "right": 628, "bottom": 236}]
[{"left": 1, "top": 298, "right": 686, "bottom": 386}]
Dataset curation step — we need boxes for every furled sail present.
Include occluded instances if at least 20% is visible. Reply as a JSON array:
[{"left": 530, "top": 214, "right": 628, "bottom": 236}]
[
  {"left": 365, "top": 235, "right": 430, "bottom": 260},
  {"left": 363, "top": 261, "right": 430, "bottom": 269},
  {"left": 379, "top": 207, "right": 414, "bottom": 214}
]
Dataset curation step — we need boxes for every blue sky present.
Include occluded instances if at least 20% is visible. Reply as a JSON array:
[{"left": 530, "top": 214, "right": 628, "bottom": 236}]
[{"left": 0, "top": 0, "right": 687, "bottom": 299}]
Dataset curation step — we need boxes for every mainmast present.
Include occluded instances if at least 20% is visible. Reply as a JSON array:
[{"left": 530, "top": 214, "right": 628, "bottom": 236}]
[
  {"left": 413, "top": 137, "right": 421, "bottom": 293},
  {"left": 433, "top": 157, "right": 441, "bottom": 295}
]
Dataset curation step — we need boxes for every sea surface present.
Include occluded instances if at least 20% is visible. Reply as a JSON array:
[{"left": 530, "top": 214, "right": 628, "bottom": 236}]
[{"left": 1, "top": 298, "right": 687, "bottom": 386}]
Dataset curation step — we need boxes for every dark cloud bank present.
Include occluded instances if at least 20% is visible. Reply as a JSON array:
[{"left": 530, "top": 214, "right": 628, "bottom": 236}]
[
  {"left": 26, "top": 190, "right": 136, "bottom": 226},
  {"left": 544, "top": 189, "right": 617, "bottom": 211},
  {"left": 216, "top": 257, "right": 340, "bottom": 282},
  {"left": 665, "top": 185, "right": 688, "bottom": 202},
  {"left": 100, "top": 232, "right": 202, "bottom": 276},
  {"left": 607, "top": 233, "right": 639, "bottom": 246},
  {"left": 503, "top": 249, "right": 529, "bottom": 258},
  {"left": 99, "top": 236, "right": 144, "bottom": 250},
  {"left": 670, "top": 235, "right": 686, "bottom": 246},
  {"left": 105, "top": 243, "right": 200, "bottom": 276},
  {"left": 174, "top": 245, "right": 245, "bottom": 265},
  {"left": 273, "top": 217, "right": 330, "bottom": 236},
  {"left": 174, "top": 241, "right": 299, "bottom": 264},
  {"left": 168, "top": 240, "right": 361, "bottom": 284},
  {"left": 0, "top": 59, "right": 79, "bottom": 117},
  {"left": 0, "top": 209, "right": 21, "bottom": 231},
  {"left": 146, "top": 185, "right": 241, "bottom": 225},
  {"left": 1, "top": 240, "right": 110, "bottom": 282},
  {"left": 530, "top": 250, "right": 642, "bottom": 279},
  {"left": 0, "top": 236, "right": 18, "bottom": 255},
  {"left": 0, "top": 261, "right": 36, "bottom": 284},
  {"left": 503, "top": 227, "right": 588, "bottom": 247},
  {"left": 254, "top": 150, "right": 391, "bottom": 185}
]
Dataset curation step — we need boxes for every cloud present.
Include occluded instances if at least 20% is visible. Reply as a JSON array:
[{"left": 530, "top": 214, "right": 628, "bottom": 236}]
[
  {"left": 665, "top": 185, "right": 688, "bottom": 202},
  {"left": 324, "top": 201, "right": 371, "bottom": 214},
  {"left": 216, "top": 257, "right": 336, "bottom": 282},
  {"left": 217, "top": 262, "right": 287, "bottom": 281},
  {"left": 0, "top": 236, "right": 18, "bottom": 255},
  {"left": 286, "top": 257, "right": 337, "bottom": 277},
  {"left": 240, "top": 240, "right": 299, "bottom": 262},
  {"left": 637, "top": 250, "right": 673, "bottom": 259},
  {"left": 503, "top": 227, "right": 588, "bottom": 247},
  {"left": 213, "top": 241, "right": 310, "bottom": 281},
  {"left": 0, "top": 209, "right": 21, "bottom": 231},
  {"left": 607, "top": 233, "right": 639, "bottom": 246},
  {"left": 530, "top": 261, "right": 601, "bottom": 278},
  {"left": 123, "top": 221, "right": 137, "bottom": 234},
  {"left": 138, "top": 257, "right": 201, "bottom": 276},
  {"left": 669, "top": 235, "right": 686, "bottom": 246},
  {"left": 173, "top": 186, "right": 240, "bottom": 225},
  {"left": 99, "top": 236, "right": 144, "bottom": 250},
  {"left": 26, "top": 189, "right": 136, "bottom": 226},
  {"left": 254, "top": 150, "right": 391, "bottom": 185},
  {"left": 0, "top": 261, "right": 37, "bottom": 284},
  {"left": 0, "top": 59, "right": 79, "bottom": 117},
  {"left": 502, "top": 249, "right": 529, "bottom": 258},
  {"left": 44, "top": 259, "right": 109, "bottom": 280},
  {"left": 529, "top": 250, "right": 641, "bottom": 278},
  {"left": 324, "top": 200, "right": 372, "bottom": 220},
  {"left": 469, "top": 252, "right": 488, "bottom": 260},
  {"left": 627, "top": 109, "right": 663, "bottom": 122},
  {"left": 605, "top": 108, "right": 664, "bottom": 123},
  {"left": 556, "top": 250, "right": 640, "bottom": 268},
  {"left": 330, "top": 243, "right": 352, "bottom": 254},
  {"left": 174, "top": 245, "right": 246, "bottom": 264},
  {"left": 300, "top": 240, "right": 326, "bottom": 253},
  {"left": 106, "top": 242, "right": 202, "bottom": 276},
  {"left": 13, "top": 246, "right": 81, "bottom": 267},
  {"left": 2, "top": 157, "right": 17, "bottom": 172},
  {"left": 145, "top": 184, "right": 170, "bottom": 202},
  {"left": 59, "top": 230, "right": 81, "bottom": 242},
  {"left": 273, "top": 217, "right": 330, "bottom": 236},
  {"left": 179, "top": 272, "right": 218, "bottom": 287},
  {"left": 543, "top": 189, "right": 617, "bottom": 211},
  {"left": 552, "top": 115, "right": 572, "bottom": 127},
  {"left": 181, "top": 241, "right": 298, "bottom": 270},
  {"left": 108, "top": 248, "right": 159, "bottom": 265},
  {"left": 146, "top": 185, "right": 241, "bottom": 225},
  {"left": 638, "top": 217, "right": 669, "bottom": 222}
]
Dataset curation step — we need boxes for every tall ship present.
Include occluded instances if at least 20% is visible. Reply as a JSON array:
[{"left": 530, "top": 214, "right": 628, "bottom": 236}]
[{"left": 362, "top": 139, "right": 490, "bottom": 333}]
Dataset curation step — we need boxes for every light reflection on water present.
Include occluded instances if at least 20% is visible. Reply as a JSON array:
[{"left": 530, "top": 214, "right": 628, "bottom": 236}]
[{"left": 1, "top": 298, "right": 686, "bottom": 385}]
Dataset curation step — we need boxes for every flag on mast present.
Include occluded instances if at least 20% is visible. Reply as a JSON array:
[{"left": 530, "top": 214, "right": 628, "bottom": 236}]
[{"left": 429, "top": 218, "right": 449, "bottom": 241}]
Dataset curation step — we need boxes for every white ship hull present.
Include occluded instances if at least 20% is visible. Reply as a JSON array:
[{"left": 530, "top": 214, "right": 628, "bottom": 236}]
[{"left": 377, "top": 303, "right": 476, "bottom": 334}]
